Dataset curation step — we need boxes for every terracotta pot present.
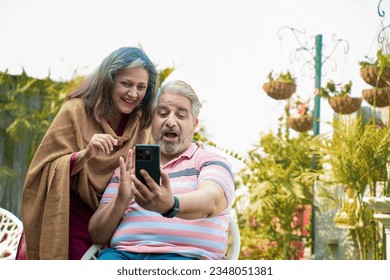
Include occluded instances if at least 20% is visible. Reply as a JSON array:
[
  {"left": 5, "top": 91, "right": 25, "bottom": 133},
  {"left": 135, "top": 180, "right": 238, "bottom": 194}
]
[
  {"left": 362, "top": 87, "right": 390, "bottom": 107},
  {"left": 328, "top": 96, "right": 362, "bottom": 114},
  {"left": 360, "top": 66, "right": 390, "bottom": 88},
  {"left": 287, "top": 115, "right": 313, "bottom": 132},
  {"left": 263, "top": 81, "right": 296, "bottom": 100}
]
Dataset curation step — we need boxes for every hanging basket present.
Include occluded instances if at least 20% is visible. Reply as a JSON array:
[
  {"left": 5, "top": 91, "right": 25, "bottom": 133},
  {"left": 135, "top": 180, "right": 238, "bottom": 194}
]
[
  {"left": 287, "top": 115, "right": 313, "bottom": 132},
  {"left": 362, "top": 87, "right": 390, "bottom": 107},
  {"left": 263, "top": 81, "right": 296, "bottom": 100},
  {"left": 360, "top": 66, "right": 390, "bottom": 88},
  {"left": 328, "top": 96, "right": 362, "bottom": 115}
]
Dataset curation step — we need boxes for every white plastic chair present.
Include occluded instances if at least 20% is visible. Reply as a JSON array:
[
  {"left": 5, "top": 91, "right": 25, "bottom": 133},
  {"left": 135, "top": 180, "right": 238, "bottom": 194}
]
[
  {"left": 81, "top": 216, "right": 241, "bottom": 260},
  {"left": 222, "top": 216, "right": 241, "bottom": 260},
  {"left": 0, "top": 207, "right": 23, "bottom": 260}
]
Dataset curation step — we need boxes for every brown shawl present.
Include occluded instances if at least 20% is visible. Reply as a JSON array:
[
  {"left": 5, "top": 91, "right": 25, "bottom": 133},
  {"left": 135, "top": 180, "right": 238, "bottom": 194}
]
[{"left": 21, "top": 98, "right": 152, "bottom": 259}]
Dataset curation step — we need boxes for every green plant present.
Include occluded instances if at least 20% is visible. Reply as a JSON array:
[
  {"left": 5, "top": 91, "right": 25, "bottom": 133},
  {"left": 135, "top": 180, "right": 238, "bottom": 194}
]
[
  {"left": 267, "top": 70, "right": 296, "bottom": 83},
  {"left": 359, "top": 48, "right": 390, "bottom": 81},
  {"left": 0, "top": 165, "right": 17, "bottom": 186},
  {"left": 359, "top": 48, "right": 390, "bottom": 67},
  {"left": 156, "top": 66, "right": 175, "bottom": 88},
  {"left": 0, "top": 70, "right": 72, "bottom": 161},
  {"left": 234, "top": 123, "right": 320, "bottom": 259},
  {"left": 318, "top": 80, "right": 352, "bottom": 99},
  {"left": 313, "top": 114, "right": 389, "bottom": 259}
]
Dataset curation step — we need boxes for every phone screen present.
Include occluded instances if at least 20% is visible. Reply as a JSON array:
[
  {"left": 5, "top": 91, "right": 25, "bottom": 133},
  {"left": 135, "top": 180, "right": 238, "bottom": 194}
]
[{"left": 135, "top": 144, "right": 160, "bottom": 186}]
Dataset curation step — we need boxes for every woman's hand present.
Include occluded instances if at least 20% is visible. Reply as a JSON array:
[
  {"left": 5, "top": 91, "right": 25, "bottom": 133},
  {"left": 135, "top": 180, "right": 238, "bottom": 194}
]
[
  {"left": 71, "top": 134, "right": 119, "bottom": 176},
  {"left": 84, "top": 133, "right": 119, "bottom": 159}
]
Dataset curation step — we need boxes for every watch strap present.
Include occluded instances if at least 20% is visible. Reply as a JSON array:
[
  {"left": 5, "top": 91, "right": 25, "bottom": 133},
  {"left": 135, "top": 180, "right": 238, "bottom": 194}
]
[{"left": 161, "top": 196, "right": 180, "bottom": 218}]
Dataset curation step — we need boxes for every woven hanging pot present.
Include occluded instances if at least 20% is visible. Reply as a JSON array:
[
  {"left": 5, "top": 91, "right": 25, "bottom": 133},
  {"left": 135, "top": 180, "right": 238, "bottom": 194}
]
[
  {"left": 362, "top": 87, "right": 390, "bottom": 107},
  {"left": 263, "top": 81, "right": 296, "bottom": 100},
  {"left": 360, "top": 66, "right": 390, "bottom": 87},
  {"left": 328, "top": 96, "right": 362, "bottom": 115},
  {"left": 287, "top": 115, "right": 313, "bottom": 132}
]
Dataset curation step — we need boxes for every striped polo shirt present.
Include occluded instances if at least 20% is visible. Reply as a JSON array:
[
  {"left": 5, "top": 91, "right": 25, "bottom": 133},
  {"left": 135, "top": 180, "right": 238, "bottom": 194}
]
[{"left": 100, "top": 143, "right": 235, "bottom": 260}]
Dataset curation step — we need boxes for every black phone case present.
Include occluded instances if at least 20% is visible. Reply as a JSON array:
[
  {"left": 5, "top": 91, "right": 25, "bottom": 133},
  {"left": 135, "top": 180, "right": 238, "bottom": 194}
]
[{"left": 135, "top": 144, "right": 160, "bottom": 186}]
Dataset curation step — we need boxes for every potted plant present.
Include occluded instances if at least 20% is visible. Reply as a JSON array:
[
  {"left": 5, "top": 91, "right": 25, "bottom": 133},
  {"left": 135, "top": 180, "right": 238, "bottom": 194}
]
[
  {"left": 360, "top": 48, "right": 390, "bottom": 107},
  {"left": 287, "top": 94, "right": 313, "bottom": 132},
  {"left": 359, "top": 48, "right": 390, "bottom": 88},
  {"left": 263, "top": 70, "right": 296, "bottom": 100},
  {"left": 319, "top": 80, "right": 362, "bottom": 115}
]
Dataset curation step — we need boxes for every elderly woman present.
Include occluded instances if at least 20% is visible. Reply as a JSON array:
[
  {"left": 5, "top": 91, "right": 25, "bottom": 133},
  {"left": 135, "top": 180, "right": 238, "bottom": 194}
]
[{"left": 19, "top": 47, "right": 157, "bottom": 259}]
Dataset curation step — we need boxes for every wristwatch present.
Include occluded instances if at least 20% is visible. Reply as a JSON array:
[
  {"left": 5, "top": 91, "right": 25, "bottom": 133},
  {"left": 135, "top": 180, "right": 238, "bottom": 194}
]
[{"left": 161, "top": 196, "right": 180, "bottom": 218}]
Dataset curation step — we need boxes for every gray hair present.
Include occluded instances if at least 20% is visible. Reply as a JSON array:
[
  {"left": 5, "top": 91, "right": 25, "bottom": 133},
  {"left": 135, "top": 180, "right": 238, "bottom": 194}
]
[
  {"left": 67, "top": 47, "right": 157, "bottom": 130},
  {"left": 153, "top": 80, "right": 202, "bottom": 119}
]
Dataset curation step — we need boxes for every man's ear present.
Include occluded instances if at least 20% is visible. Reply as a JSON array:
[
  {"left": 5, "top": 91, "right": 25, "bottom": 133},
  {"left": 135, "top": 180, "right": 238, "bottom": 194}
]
[{"left": 195, "top": 118, "right": 199, "bottom": 127}]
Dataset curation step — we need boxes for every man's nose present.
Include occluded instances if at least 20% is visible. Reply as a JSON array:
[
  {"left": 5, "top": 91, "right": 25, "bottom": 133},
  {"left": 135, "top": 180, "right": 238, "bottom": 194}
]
[{"left": 165, "top": 113, "right": 177, "bottom": 127}]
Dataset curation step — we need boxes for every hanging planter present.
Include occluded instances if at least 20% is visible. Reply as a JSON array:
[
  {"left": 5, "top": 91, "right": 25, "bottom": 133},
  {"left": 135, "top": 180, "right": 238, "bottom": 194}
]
[
  {"left": 362, "top": 87, "right": 390, "bottom": 107},
  {"left": 263, "top": 81, "right": 296, "bottom": 100},
  {"left": 359, "top": 47, "right": 390, "bottom": 88},
  {"left": 360, "top": 66, "right": 390, "bottom": 88},
  {"left": 287, "top": 93, "right": 314, "bottom": 132},
  {"left": 287, "top": 115, "right": 313, "bottom": 132},
  {"left": 263, "top": 70, "right": 296, "bottom": 100},
  {"left": 328, "top": 96, "right": 362, "bottom": 115},
  {"left": 319, "top": 80, "right": 361, "bottom": 114}
]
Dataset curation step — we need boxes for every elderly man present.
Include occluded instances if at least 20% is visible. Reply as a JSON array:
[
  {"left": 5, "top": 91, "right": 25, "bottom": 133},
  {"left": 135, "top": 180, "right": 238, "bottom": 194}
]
[{"left": 88, "top": 80, "right": 235, "bottom": 260}]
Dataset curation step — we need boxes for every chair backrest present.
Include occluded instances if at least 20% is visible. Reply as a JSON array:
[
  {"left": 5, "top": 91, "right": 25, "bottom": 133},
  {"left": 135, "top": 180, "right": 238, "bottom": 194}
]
[
  {"left": 81, "top": 243, "right": 104, "bottom": 260},
  {"left": 222, "top": 216, "right": 241, "bottom": 260},
  {"left": 81, "top": 216, "right": 241, "bottom": 260},
  {"left": 0, "top": 207, "right": 23, "bottom": 260}
]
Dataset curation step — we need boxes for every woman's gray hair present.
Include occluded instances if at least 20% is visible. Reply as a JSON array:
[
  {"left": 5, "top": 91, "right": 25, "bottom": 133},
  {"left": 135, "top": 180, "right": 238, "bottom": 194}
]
[
  {"left": 67, "top": 47, "right": 157, "bottom": 130},
  {"left": 153, "top": 80, "right": 202, "bottom": 119}
]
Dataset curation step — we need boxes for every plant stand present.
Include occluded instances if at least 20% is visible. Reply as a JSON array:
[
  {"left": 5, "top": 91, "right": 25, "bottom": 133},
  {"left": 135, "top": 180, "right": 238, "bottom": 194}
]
[{"left": 362, "top": 197, "right": 390, "bottom": 260}]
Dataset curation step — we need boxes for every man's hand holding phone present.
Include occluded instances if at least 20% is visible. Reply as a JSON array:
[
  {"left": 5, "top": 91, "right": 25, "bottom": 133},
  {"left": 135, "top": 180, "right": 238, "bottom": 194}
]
[
  {"left": 134, "top": 144, "right": 160, "bottom": 186},
  {"left": 130, "top": 144, "right": 175, "bottom": 215}
]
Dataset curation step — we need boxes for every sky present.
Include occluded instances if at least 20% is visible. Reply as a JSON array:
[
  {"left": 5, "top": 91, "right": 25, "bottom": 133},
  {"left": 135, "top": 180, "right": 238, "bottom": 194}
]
[{"left": 1, "top": 0, "right": 389, "bottom": 171}]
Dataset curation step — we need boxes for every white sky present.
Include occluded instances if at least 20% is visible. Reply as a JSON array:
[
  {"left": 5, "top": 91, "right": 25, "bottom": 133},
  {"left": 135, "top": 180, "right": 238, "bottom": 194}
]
[{"left": 1, "top": 0, "right": 389, "bottom": 170}]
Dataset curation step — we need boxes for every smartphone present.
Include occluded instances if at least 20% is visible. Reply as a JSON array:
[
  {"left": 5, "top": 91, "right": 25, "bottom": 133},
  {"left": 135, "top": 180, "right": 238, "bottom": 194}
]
[{"left": 135, "top": 144, "right": 160, "bottom": 186}]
